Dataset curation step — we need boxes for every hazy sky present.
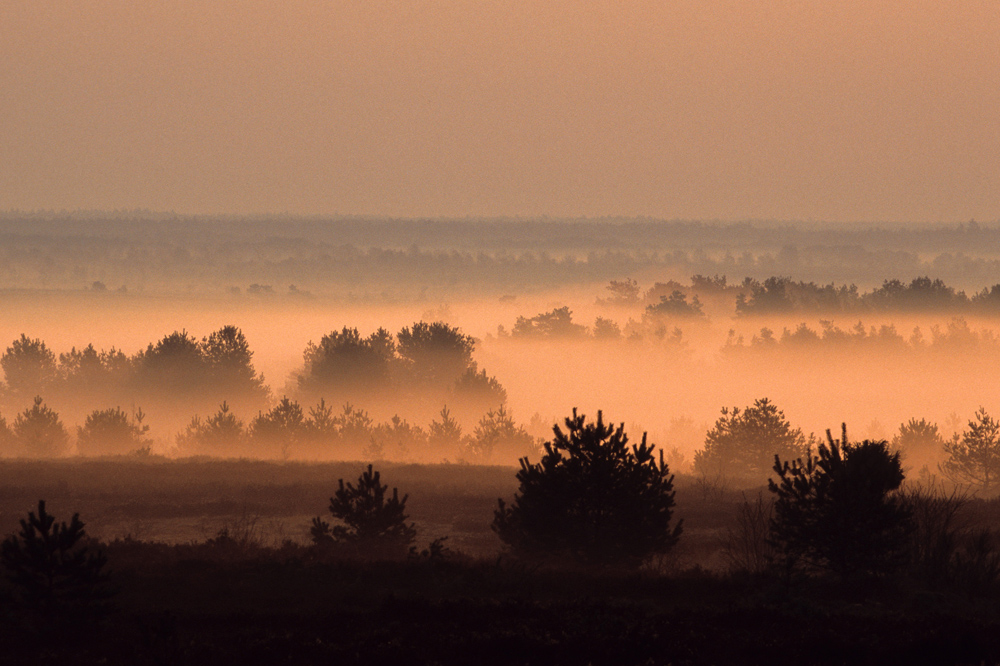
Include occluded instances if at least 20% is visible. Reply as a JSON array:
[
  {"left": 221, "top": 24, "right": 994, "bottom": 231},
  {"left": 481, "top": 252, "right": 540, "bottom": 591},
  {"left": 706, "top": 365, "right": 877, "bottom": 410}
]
[{"left": 2, "top": 1, "right": 997, "bottom": 222}]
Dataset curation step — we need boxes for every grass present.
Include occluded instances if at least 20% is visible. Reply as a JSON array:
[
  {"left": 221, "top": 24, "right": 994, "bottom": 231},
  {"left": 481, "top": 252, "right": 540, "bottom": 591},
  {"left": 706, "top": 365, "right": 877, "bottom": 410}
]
[{"left": 1, "top": 459, "right": 1000, "bottom": 664}]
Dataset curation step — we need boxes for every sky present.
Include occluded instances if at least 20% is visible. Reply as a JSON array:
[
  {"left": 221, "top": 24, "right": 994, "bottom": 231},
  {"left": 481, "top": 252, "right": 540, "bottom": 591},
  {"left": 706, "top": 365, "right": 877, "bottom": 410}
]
[{"left": 1, "top": 1, "right": 998, "bottom": 222}]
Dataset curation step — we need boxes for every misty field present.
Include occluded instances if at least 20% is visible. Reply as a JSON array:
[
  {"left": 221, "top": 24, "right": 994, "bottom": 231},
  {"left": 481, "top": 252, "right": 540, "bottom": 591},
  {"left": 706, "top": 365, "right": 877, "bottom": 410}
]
[
  {"left": 0, "top": 458, "right": 739, "bottom": 565},
  {"left": 2, "top": 458, "right": 1000, "bottom": 665},
  {"left": 3, "top": 217, "right": 1000, "bottom": 663}
]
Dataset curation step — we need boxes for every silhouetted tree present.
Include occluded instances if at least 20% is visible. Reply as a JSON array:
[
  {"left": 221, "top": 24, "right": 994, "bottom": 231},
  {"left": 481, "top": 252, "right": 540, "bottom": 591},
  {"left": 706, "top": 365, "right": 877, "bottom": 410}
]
[
  {"left": 451, "top": 367, "right": 507, "bottom": 417},
  {"left": 493, "top": 409, "right": 683, "bottom": 568},
  {"left": 310, "top": 465, "right": 417, "bottom": 558},
  {"left": 297, "top": 327, "right": 396, "bottom": 401},
  {"left": 769, "top": 426, "right": 914, "bottom": 577},
  {"left": 396, "top": 321, "right": 475, "bottom": 387},
  {"left": 176, "top": 402, "right": 246, "bottom": 455},
  {"left": 372, "top": 415, "right": 426, "bottom": 460},
  {"left": 2, "top": 335, "right": 58, "bottom": 403},
  {"left": 0, "top": 412, "right": 12, "bottom": 454},
  {"left": 201, "top": 325, "right": 269, "bottom": 405},
  {"left": 332, "top": 403, "right": 375, "bottom": 451},
  {"left": 694, "top": 398, "right": 807, "bottom": 480},
  {"left": 465, "top": 405, "right": 535, "bottom": 463},
  {"left": 76, "top": 407, "right": 151, "bottom": 456},
  {"left": 941, "top": 408, "right": 1000, "bottom": 493},
  {"left": 592, "top": 317, "right": 622, "bottom": 340},
  {"left": 1, "top": 500, "right": 111, "bottom": 616},
  {"left": 601, "top": 278, "right": 641, "bottom": 305},
  {"left": 132, "top": 330, "right": 208, "bottom": 404},
  {"left": 13, "top": 397, "right": 69, "bottom": 457},
  {"left": 249, "top": 397, "right": 307, "bottom": 458},
  {"left": 512, "top": 306, "right": 587, "bottom": 338},
  {"left": 892, "top": 418, "right": 947, "bottom": 469},
  {"left": 303, "top": 398, "right": 338, "bottom": 451},
  {"left": 428, "top": 405, "right": 463, "bottom": 453}
]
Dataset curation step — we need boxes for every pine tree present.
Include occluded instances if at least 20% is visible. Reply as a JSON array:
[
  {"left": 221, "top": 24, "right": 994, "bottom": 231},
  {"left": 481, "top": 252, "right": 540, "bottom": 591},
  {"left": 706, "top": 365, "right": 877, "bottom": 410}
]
[
  {"left": 941, "top": 408, "right": 1000, "bottom": 493},
  {"left": 1, "top": 500, "right": 112, "bottom": 615},
  {"left": 695, "top": 398, "right": 806, "bottom": 480},
  {"left": 493, "top": 409, "right": 682, "bottom": 568},
  {"left": 311, "top": 465, "right": 416, "bottom": 558},
  {"left": 769, "top": 425, "right": 914, "bottom": 577}
]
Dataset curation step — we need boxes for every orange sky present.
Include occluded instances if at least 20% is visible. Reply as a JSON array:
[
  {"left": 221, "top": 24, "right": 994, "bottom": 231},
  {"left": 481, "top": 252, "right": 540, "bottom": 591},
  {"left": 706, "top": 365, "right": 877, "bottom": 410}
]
[{"left": 1, "top": 1, "right": 997, "bottom": 221}]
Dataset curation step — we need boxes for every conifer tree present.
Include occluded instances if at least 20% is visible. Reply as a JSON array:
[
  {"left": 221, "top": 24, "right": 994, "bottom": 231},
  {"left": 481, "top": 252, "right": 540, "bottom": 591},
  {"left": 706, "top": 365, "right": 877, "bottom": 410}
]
[
  {"left": 311, "top": 465, "right": 416, "bottom": 557},
  {"left": 941, "top": 408, "right": 1000, "bottom": 493},
  {"left": 1, "top": 500, "right": 112, "bottom": 615},
  {"left": 769, "top": 425, "right": 914, "bottom": 576},
  {"left": 493, "top": 409, "right": 682, "bottom": 567}
]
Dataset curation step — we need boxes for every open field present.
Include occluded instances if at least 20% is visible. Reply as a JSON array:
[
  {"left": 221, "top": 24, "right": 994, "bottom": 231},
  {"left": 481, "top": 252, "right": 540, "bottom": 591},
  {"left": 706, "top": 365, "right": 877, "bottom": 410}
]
[
  {"left": 1, "top": 460, "right": 1000, "bottom": 664},
  {"left": 0, "top": 458, "right": 746, "bottom": 566}
]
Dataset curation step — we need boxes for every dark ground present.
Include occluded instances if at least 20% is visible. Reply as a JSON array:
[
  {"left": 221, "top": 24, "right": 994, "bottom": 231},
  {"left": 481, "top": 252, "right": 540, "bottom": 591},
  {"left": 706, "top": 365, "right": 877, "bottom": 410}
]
[{"left": 1, "top": 459, "right": 998, "bottom": 665}]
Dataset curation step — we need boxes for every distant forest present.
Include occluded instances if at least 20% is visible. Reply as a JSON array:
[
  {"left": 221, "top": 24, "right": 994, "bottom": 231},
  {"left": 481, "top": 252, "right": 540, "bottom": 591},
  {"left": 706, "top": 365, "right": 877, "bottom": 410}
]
[{"left": 1, "top": 213, "right": 1000, "bottom": 295}]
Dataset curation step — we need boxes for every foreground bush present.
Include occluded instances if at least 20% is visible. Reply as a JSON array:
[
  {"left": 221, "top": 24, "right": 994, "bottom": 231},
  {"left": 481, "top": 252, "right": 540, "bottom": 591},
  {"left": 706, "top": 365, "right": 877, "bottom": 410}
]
[
  {"left": 1, "top": 500, "right": 112, "bottom": 616},
  {"left": 769, "top": 426, "right": 914, "bottom": 577},
  {"left": 493, "top": 409, "right": 682, "bottom": 568}
]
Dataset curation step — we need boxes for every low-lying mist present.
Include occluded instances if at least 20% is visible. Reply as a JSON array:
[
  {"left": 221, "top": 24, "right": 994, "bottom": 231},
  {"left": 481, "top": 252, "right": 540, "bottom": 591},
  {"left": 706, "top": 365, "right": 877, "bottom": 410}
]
[{"left": 1, "top": 281, "right": 999, "bottom": 484}]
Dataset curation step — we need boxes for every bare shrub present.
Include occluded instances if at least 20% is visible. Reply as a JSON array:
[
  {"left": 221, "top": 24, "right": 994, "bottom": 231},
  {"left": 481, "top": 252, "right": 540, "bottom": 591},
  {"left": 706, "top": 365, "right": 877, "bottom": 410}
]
[
  {"left": 903, "top": 485, "right": 969, "bottom": 584},
  {"left": 723, "top": 492, "right": 775, "bottom": 575}
]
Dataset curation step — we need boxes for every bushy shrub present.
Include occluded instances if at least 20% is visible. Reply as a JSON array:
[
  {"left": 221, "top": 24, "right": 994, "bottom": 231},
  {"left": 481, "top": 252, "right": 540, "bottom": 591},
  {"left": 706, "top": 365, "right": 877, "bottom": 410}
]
[
  {"left": 76, "top": 407, "right": 151, "bottom": 456},
  {"left": 13, "top": 396, "right": 70, "bottom": 457},
  {"left": 176, "top": 402, "right": 246, "bottom": 455},
  {"left": 249, "top": 396, "right": 307, "bottom": 458},
  {"left": 493, "top": 409, "right": 682, "bottom": 568}
]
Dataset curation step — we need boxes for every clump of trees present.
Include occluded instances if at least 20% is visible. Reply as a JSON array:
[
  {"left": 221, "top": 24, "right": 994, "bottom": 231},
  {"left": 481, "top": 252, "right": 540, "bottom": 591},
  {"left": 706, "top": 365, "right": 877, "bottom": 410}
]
[
  {"left": 493, "top": 409, "right": 682, "bottom": 568},
  {"left": 0, "top": 326, "right": 269, "bottom": 421},
  {"left": 723, "top": 317, "right": 999, "bottom": 358},
  {"left": 510, "top": 307, "right": 588, "bottom": 339},
  {"left": 294, "top": 321, "right": 505, "bottom": 423},
  {"left": 735, "top": 275, "right": 972, "bottom": 316},
  {"left": 171, "top": 397, "right": 534, "bottom": 462},
  {"left": 644, "top": 291, "right": 705, "bottom": 319}
]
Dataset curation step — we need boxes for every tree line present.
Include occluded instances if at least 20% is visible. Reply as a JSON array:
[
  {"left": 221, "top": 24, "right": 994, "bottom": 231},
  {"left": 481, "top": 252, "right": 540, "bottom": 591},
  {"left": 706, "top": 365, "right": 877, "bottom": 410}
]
[
  {"left": 593, "top": 275, "right": 1000, "bottom": 318},
  {"left": 0, "top": 396, "right": 538, "bottom": 463},
  {"left": 0, "top": 322, "right": 507, "bottom": 428},
  {"left": 6, "top": 214, "right": 1000, "bottom": 296},
  {"left": 694, "top": 398, "right": 1000, "bottom": 496}
]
